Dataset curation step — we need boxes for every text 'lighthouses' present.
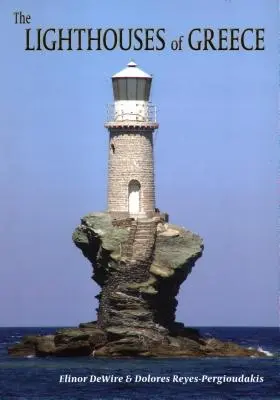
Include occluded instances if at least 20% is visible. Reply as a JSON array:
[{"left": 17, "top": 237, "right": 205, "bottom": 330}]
[{"left": 105, "top": 61, "right": 158, "bottom": 218}]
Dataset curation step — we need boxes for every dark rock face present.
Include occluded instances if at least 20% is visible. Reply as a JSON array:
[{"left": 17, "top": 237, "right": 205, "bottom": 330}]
[{"left": 8, "top": 213, "right": 268, "bottom": 358}]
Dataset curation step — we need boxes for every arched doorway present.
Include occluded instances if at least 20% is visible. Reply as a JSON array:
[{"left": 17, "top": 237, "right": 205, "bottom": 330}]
[{"left": 128, "top": 180, "right": 141, "bottom": 214}]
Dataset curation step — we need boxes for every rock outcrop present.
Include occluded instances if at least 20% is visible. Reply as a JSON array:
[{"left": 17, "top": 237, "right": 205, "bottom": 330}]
[
  {"left": 72, "top": 213, "right": 203, "bottom": 334},
  {"left": 8, "top": 213, "right": 267, "bottom": 358}
]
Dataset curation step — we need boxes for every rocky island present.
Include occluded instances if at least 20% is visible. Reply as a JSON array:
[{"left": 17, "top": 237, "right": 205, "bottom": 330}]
[{"left": 8, "top": 213, "right": 265, "bottom": 358}]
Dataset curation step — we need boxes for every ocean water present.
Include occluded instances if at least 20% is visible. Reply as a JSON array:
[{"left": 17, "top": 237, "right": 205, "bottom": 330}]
[{"left": 0, "top": 327, "right": 279, "bottom": 399}]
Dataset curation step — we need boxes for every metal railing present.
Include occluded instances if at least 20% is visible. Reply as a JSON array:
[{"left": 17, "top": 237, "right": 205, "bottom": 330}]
[{"left": 106, "top": 103, "right": 157, "bottom": 123}]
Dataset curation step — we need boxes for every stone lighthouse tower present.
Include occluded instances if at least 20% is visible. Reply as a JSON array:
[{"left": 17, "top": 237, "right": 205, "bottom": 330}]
[{"left": 105, "top": 61, "right": 158, "bottom": 218}]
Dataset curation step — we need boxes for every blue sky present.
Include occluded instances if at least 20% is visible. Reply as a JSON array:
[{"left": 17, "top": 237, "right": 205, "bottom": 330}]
[{"left": 0, "top": 0, "right": 278, "bottom": 326}]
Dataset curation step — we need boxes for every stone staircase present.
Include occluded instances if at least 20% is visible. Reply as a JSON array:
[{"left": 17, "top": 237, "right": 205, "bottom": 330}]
[
  {"left": 131, "top": 220, "right": 157, "bottom": 262},
  {"left": 100, "top": 219, "right": 158, "bottom": 329},
  {"left": 120, "top": 221, "right": 137, "bottom": 260},
  {"left": 121, "top": 219, "right": 157, "bottom": 263}
]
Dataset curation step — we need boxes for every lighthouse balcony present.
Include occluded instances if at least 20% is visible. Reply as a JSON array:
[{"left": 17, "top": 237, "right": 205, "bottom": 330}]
[{"left": 105, "top": 103, "right": 158, "bottom": 130}]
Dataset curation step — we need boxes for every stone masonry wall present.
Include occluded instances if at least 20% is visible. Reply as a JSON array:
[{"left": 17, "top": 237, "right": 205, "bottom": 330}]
[{"left": 108, "top": 130, "right": 155, "bottom": 215}]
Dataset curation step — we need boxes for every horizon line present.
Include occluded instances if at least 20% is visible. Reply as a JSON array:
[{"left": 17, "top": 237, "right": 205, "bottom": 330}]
[{"left": 0, "top": 325, "right": 278, "bottom": 329}]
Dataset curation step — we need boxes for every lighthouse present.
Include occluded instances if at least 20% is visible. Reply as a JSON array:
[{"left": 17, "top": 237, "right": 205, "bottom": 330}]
[{"left": 105, "top": 61, "right": 158, "bottom": 218}]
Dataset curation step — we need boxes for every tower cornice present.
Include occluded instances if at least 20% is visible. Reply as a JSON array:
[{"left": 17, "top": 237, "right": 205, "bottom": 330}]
[{"left": 104, "top": 121, "right": 159, "bottom": 130}]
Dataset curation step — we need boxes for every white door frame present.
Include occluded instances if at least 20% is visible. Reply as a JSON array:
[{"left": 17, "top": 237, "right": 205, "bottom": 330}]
[{"left": 128, "top": 180, "right": 141, "bottom": 215}]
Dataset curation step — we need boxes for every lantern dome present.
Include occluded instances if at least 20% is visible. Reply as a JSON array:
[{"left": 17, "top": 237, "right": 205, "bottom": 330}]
[
  {"left": 112, "top": 61, "right": 152, "bottom": 101},
  {"left": 112, "top": 61, "right": 152, "bottom": 79}
]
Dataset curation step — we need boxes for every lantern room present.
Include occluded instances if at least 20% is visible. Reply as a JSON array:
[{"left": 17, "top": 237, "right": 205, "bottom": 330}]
[
  {"left": 112, "top": 60, "right": 152, "bottom": 101},
  {"left": 106, "top": 61, "right": 157, "bottom": 124}
]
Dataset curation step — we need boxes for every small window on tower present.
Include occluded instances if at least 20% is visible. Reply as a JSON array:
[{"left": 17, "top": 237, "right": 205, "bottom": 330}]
[{"left": 110, "top": 143, "right": 115, "bottom": 154}]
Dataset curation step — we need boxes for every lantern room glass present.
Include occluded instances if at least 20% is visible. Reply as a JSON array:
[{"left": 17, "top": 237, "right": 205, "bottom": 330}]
[{"left": 112, "top": 78, "right": 151, "bottom": 101}]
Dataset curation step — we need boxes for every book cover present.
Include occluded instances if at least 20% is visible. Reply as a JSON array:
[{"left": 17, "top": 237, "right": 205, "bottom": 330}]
[{"left": 0, "top": 0, "right": 278, "bottom": 399}]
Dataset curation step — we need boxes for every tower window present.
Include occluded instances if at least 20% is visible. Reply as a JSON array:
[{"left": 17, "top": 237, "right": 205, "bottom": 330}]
[{"left": 110, "top": 143, "right": 115, "bottom": 154}]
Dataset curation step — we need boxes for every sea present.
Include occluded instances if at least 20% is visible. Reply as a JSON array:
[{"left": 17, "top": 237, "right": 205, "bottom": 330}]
[{"left": 0, "top": 327, "right": 278, "bottom": 400}]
